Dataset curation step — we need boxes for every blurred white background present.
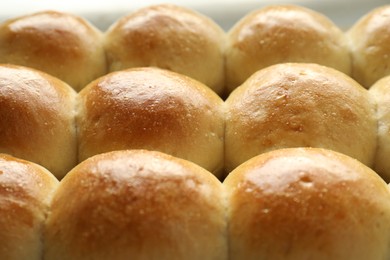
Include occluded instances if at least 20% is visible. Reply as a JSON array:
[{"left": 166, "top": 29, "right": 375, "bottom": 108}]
[{"left": 0, "top": 0, "right": 388, "bottom": 31}]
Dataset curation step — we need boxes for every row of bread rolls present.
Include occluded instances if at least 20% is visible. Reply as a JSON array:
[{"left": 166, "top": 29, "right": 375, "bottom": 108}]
[
  {"left": 1, "top": 148, "right": 390, "bottom": 259},
  {"left": 1, "top": 4, "right": 390, "bottom": 95},
  {"left": 0, "top": 5, "right": 225, "bottom": 94},
  {"left": 2, "top": 62, "right": 390, "bottom": 182},
  {"left": 227, "top": 4, "right": 390, "bottom": 90},
  {"left": 0, "top": 64, "right": 224, "bottom": 179}
]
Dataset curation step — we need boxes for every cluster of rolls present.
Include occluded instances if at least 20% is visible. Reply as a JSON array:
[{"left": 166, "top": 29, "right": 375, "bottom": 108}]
[
  {"left": 1, "top": 4, "right": 390, "bottom": 93},
  {"left": 2, "top": 148, "right": 390, "bottom": 259},
  {"left": 0, "top": 62, "right": 387, "bottom": 182},
  {"left": 2, "top": 3, "right": 390, "bottom": 259}
]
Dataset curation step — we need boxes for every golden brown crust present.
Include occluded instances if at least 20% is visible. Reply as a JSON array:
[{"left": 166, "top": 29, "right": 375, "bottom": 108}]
[
  {"left": 369, "top": 75, "right": 390, "bottom": 182},
  {"left": 44, "top": 150, "right": 227, "bottom": 260},
  {"left": 0, "top": 10, "right": 106, "bottom": 91},
  {"left": 347, "top": 5, "right": 390, "bottom": 88},
  {"left": 0, "top": 153, "right": 58, "bottom": 260},
  {"left": 224, "top": 147, "right": 390, "bottom": 260},
  {"left": 104, "top": 4, "right": 226, "bottom": 94},
  {"left": 226, "top": 5, "right": 350, "bottom": 92},
  {"left": 77, "top": 67, "right": 224, "bottom": 177},
  {"left": 0, "top": 64, "right": 77, "bottom": 179},
  {"left": 225, "top": 63, "right": 376, "bottom": 172}
]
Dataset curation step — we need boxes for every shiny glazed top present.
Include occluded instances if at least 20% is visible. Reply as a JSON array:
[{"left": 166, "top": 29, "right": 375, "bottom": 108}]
[
  {"left": 0, "top": 11, "right": 106, "bottom": 91},
  {"left": 77, "top": 67, "right": 225, "bottom": 176}
]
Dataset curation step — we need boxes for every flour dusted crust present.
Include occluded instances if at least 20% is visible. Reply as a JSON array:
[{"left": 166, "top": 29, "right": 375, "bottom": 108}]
[
  {"left": 104, "top": 4, "right": 226, "bottom": 94},
  {"left": 224, "top": 148, "right": 390, "bottom": 260},
  {"left": 0, "top": 10, "right": 107, "bottom": 91},
  {"left": 225, "top": 5, "right": 350, "bottom": 92},
  {"left": 44, "top": 150, "right": 227, "bottom": 260}
]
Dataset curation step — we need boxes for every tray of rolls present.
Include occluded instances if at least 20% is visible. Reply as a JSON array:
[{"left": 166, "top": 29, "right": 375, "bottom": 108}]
[{"left": 1, "top": 1, "right": 390, "bottom": 259}]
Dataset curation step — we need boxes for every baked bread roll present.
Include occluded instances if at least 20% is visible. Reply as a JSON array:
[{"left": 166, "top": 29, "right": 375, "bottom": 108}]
[
  {"left": 224, "top": 147, "right": 390, "bottom": 260},
  {"left": 0, "top": 64, "right": 77, "bottom": 179},
  {"left": 0, "top": 10, "right": 107, "bottom": 91},
  {"left": 0, "top": 153, "right": 58, "bottom": 260},
  {"left": 104, "top": 4, "right": 226, "bottom": 95},
  {"left": 369, "top": 75, "right": 390, "bottom": 182},
  {"left": 225, "top": 5, "right": 350, "bottom": 93},
  {"left": 347, "top": 5, "right": 390, "bottom": 88},
  {"left": 77, "top": 67, "right": 224, "bottom": 177},
  {"left": 225, "top": 63, "right": 376, "bottom": 172},
  {"left": 44, "top": 149, "right": 227, "bottom": 260}
]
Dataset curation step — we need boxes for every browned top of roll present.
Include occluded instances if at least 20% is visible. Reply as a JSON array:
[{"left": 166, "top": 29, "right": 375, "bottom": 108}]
[
  {"left": 0, "top": 153, "right": 58, "bottom": 260},
  {"left": 104, "top": 4, "right": 226, "bottom": 94},
  {"left": 77, "top": 67, "right": 224, "bottom": 176},
  {"left": 226, "top": 5, "right": 350, "bottom": 92},
  {"left": 0, "top": 64, "right": 77, "bottom": 179},
  {"left": 224, "top": 147, "right": 390, "bottom": 260},
  {"left": 225, "top": 63, "right": 376, "bottom": 172},
  {"left": 44, "top": 150, "right": 226, "bottom": 260},
  {"left": 347, "top": 5, "right": 390, "bottom": 88},
  {"left": 0, "top": 10, "right": 106, "bottom": 91}
]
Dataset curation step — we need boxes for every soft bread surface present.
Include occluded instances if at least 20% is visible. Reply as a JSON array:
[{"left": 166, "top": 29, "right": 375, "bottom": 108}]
[
  {"left": 224, "top": 148, "right": 390, "bottom": 260},
  {"left": 77, "top": 67, "right": 225, "bottom": 177},
  {"left": 44, "top": 149, "right": 227, "bottom": 260},
  {"left": 0, "top": 10, "right": 107, "bottom": 91},
  {"left": 225, "top": 63, "right": 377, "bottom": 172},
  {"left": 0, "top": 154, "right": 58, "bottom": 260},
  {"left": 104, "top": 4, "right": 226, "bottom": 94},
  {"left": 225, "top": 5, "right": 350, "bottom": 92},
  {"left": 347, "top": 5, "right": 390, "bottom": 88},
  {"left": 0, "top": 64, "right": 77, "bottom": 179},
  {"left": 369, "top": 75, "right": 390, "bottom": 182}
]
